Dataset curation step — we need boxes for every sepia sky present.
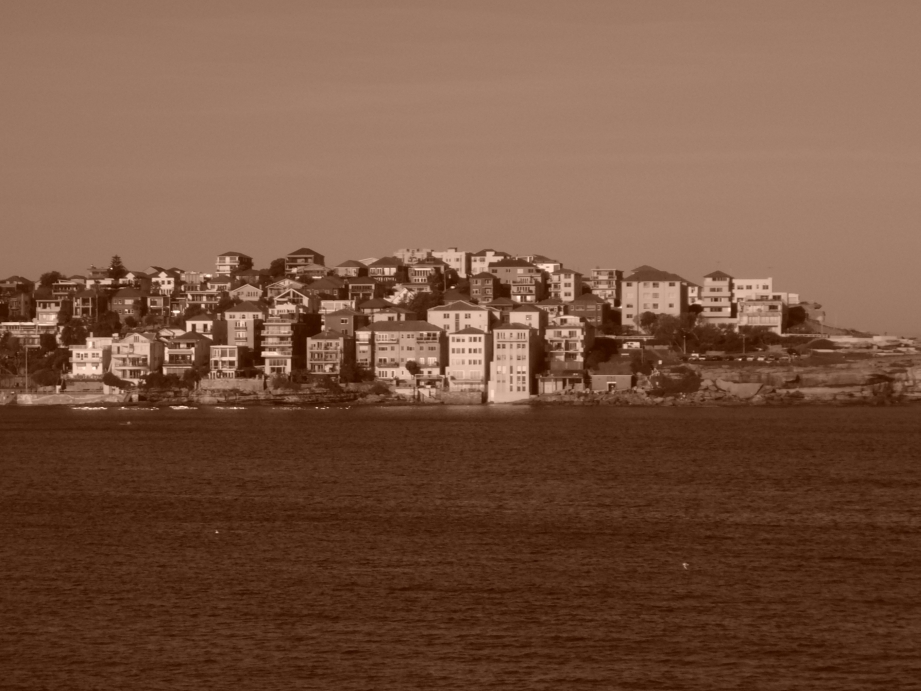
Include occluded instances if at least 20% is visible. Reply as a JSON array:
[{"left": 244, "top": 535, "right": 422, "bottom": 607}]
[{"left": 2, "top": 1, "right": 919, "bottom": 335}]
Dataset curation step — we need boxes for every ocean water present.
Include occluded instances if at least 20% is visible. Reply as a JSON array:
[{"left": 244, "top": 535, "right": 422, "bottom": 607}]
[{"left": 1, "top": 405, "right": 919, "bottom": 690}]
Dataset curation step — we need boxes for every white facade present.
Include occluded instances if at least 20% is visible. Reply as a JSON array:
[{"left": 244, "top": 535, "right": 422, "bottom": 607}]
[
  {"left": 732, "top": 277, "right": 774, "bottom": 304},
  {"left": 426, "top": 301, "right": 492, "bottom": 334},
  {"left": 447, "top": 329, "right": 490, "bottom": 391},
  {"left": 432, "top": 247, "right": 471, "bottom": 277},
  {"left": 68, "top": 336, "right": 113, "bottom": 380}
]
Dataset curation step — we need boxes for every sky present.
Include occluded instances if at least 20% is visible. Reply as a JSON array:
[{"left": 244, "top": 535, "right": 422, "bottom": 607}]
[{"left": 1, "top": 1, "right": 919, "bottom": 335}]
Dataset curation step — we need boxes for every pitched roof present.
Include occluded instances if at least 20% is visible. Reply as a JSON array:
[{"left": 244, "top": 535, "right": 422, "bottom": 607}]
[
  {"left": 171, "top": 331, "right": 212, "bottom": 343},
  {"left": 494, "top": 323, "right": 534, "bottom": 331},
  {"left": 336, "top": 259, "right": 366, "bottom": 268},
  {"left": 186, "top": 313, "right": 217, "bottom": 322},
  {"left": 452, "top": 327, "right": 487, "bottom": 335},
  {"left": 470, "top": 271, "right": 497, "bottom": 279},
  {"left": 427, "top": 300, "right": 488, "bottom": 312},
  {"left": 551, "top": 268, "right": 580, "bottom": 276},
  {"left": 325, "top": 307, "right": 364, "bottom": 317},
  {"left": 704, "top": 270, "right": 734, "bottom": 279},
  {"left": 512, "top": 304, "right": 543, "bottom": 312},
  {"left": 225, "top": 301, "right": 265, "bottom": 314},
  {"left": 309, "top": 329, "right": 350, "bottom": 340},
  {"left": 487, "top": 258, "right": 536, "bottom": 268},
  {"left": 368, "top": 256, "right": 404, "bottom": 267},
  {"left": 219, "top": 251, "right": 251, "bottom": 257},
  {"left": 472, "top": 248, "right": 509, "bottom": 257},
  {"left": 114, "top": 287, "right": 145, "bottom": 297},
  {"left": 623, "top": 266, "right": 687, "bottom": 283},
  {"left": 538, "top": 297, "right": 564, "bottom": 305},
  {"left": 287, "top": 247, "right": 322, "bottom": 257},
  {"left": 571, "top": 293, "right": 606, "bottom": 304},
  {"left": 357, "top": 320, "right": 442, "bottom": 333},
  {"left": 346, "top": 276, "right": 376, "bottom": 284},
  {"left": 308, "top": 277, "right": 344, "bottom": 291},
  {"left": 359, "top": 298, "right": 395, "bottom": 309}
]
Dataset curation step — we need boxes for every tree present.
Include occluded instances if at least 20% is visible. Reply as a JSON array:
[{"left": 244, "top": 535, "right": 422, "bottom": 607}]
[
  {"left": 236, "top": 256, "right": 254, "bottom": 272},
  {"left": 39, "top": 333, "right": 58, "bottom": 353},
  {"left": 637, "top": 311, "right": 658, "bottom": 334},
  {"left": 39, "top": 271, "right": 63, "bottom": 288},
  {"left": 183, "top": 305, "right": 205, "bottom": 321},
  {"left": 268, "top": 258, "right": 287, "bottom": 278},
  {"left": 407, "top": 289, "right": 444, "bottom": 320},
  {"left": 108, "top": 255, "right": 128, "bottom": 279},
  {"left": 31, "top": 368, "right": 59, "bottom": 387},
  {"left": 92, "top": 311, "right": 122, "bottom": 338},
  {"left": 585, "top": 338, "right": 620, "bottom": 370},
  {"left": 787, "top": 305, "right": 807, "bottom": 329},
  {"left": 103, "top": 372, "right": 130, "bottom": 389},
  {"left": 60, "top": 321, "right": 88, "bottom": 346},
  {"left": 124, "top": 316, "right": 138, "bottom": 328},
  {"left": 405, "top": 360, "right": 421, "bottom": 376},
  {"left": 56, "top": 300, "right": 73, "bottom": 325}
]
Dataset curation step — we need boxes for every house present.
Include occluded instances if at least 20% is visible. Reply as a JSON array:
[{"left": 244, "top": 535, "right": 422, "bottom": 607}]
[
  {"left": 216, "top": 251, "right": 252, "bottom": 276},
  {"left": 150, "top": 269, "right": 182, "bottom": 295},
  {"left": 487, "top": 258, "right": 546, "bottom": 303},
  {"left": 738, "top": 296, "right": 785, "bottom": 334},
  {"left": 307, "top": 330, "right": 356, "bottom": 378},
  {"left": 536, "top": 297, "right": 567, "bottom": 319},
  {"left": 292, "top": 263, "right": 330, "bottom": 281},
  {"left": 284, "top": 247, "right": 326, "bottom": 277},
  {"left": 549, "top": 269, "right": 583, "bottom": 303},
  {"left": 110, "top": 332, "right": 165, "bottom": 384},
  {"left": 619, "top": 266, "right": 689, "bottom": 326},
  {"left": 488, "top": 324, "right": 542, "bottom": 403},
  {"left": 367, "top": 256, "right": 407, "bottom": 283},
  {"left": 230, "top": 283, "right": 263, "bottom": 302},
  {"left": 517, "top": 254, "right": 562, "bottom": 275},
  {"left": 568, "top": 293, "right": 612, "bottom": 328},
  {"left": 319, "top": 299, "right": 355, "bottom": 314},
  {"left": 162, "top": 331, "right": 211, "bottom": 377},
  {"left": 446, "top": 327, "right": 491, "bottom": 393},
  {"left": 359, "top": 297, "right": 396, "bottom": 320},
  {"left": 269, "top": 299, "right": 313, "bottom": 322},
  {"left": 209, "top": 345, "right": 252, "bottom": 378},
  {"left": 72, "top": 289, "right": 109, "bottom": 321},
  {"left": 426, "top": 300, "right": 493, "bottom": 334},
  {"left": 469, "top": 272, "right": 500, "bottom": 303},
  {"left": 267, "top": 278, "right": 304, "bottom": 300},
  {"left": 483, "top": 297, "right": 517, "bottom": 323},
  {"left": 67, "top": 335, "right": 113, "bottom": 382},
  {"left": 321, "top": 308, "right": 370, "bottom": 336},
  {"left": 260, "top": 316, "right": 321, "bottom": 375},
  {"left": 587, "top": 268, "right": 623, "bottom": 305},
  {"left": 509, "top": 304, "right": 547, "bottom": 335},
  {"left": 146, "top": 294, "right": 170, "bottom": 319},
  {"left": 408, "top": 257, "right": 448, "bottom": 288},
  {"left": 301, "top": 276, "right": 347, "bottom": 299},
  {"left": 333, "top": 260, "right": 367, "bottom": 278},
  {"left": 0, "top": 321, "right": 57, "bottom": 349},
  {"left": 470, "top": 249, "right": 511, "bottom": 275},
  {"left": 51, "top": 279, "right": 81, "bottom": 299},
  {"left": 701, "top": 270, "right": 736, "bottom": 326},
  {"left": 185, "top": 313, "right": 227, "bottom": 343},
  {"left": 234, "top": 268, "right": 268, "bottom": 287},
  {"left": 273, "top": 287, "right": 321, "bottom": 313},
  {"left": 590, "top": 362, "right": 636, "bottom": 393},
  {"left": 0, "top": 277, "right": 33, "bottom": 320},
  {"left": 432, "top": 247, "right": 470, "bottom": 277},
  {"left": 224, "top": 302, "right": 266, "bottom": 352},
  {"left": 207, "top": 275, "right": 233, "bottom": 292},
  {"left": 122, "top": 271, "right": 152, "bottom": 292},
  {"left": 184, "top": 289, "right": 222, "bottom": 313},
  {"left": 372, "top": 306, "right": 417, "bottom": 322},
  {"left": 355, "top": 321, "right": 447, "bottom": 382},
  {"left": 36, "top": 296, "right": 72, "bottom": 326},
  {"left": 346, "top": 276, "right": 381, "bottom": 303}
]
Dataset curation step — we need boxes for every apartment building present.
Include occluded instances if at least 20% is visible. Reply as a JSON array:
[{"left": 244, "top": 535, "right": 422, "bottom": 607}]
[
  {"left": 334, "top": 260, "right": 367, "bottom": 278},
  {"left": 488, "top": 324, "right": 541, "bottom": 403},
  {"left": 284, "top": 248, "right": 326, "bottom": 277},
  {"left": 393, "top": 248, "right": 433, "bottom": 265},
  {"left": 738, "top": 296, "right": 785, "bottom": 334},
  {"left": 306, "top": 330, "right": 356, "bottom": 378},
  {"left": 470, "top": 249, "right": 511, "bottom": 275},
  {"left": 432, "top": 247, "right": 471, "bottom": 277},
  {"left": 508, "top": 304, "right": 547, "bottom": 335},
  {"left": 216, "top": 251, "right": 252, "bottom": 276},
  {"left": 209, "top": 345, "right": 252, "bottom": 378},
  {"left": 260, "top": 317, "right": 320, "bottom": 375},
  {"left": 701, "top": 270, "right": 736, "bottom": 326},
  {"left": 549, "top": 269, "right": 582, "bottom": 302},
  {"left": 110, "top": 333, "right": 165, "bottom": 384},
  {"left": 587, "top": 268, "right": 623, "bottom": 304},
  {"left": 426, "top": 300, "right": 493, "bottom": 334},
  {"left": 367, "top": 257, "right": 407, "bottom": 283},
  {"left": 469, "top": 272, "right": 501, "bottom": 303},
  {"left": 620, "top": 266, "right": 689, "bottom": 325},
  {"left": 185, "top": 313, "right": 227, "bottom": 343},
  {"left": 223, "top": 302, "right": 266, "bottom": 351},
  {"left": 447, "top": 327, "right": 491, "bottom": 393},
  {"left": 732, "top": 277, "right": 774, "bottom": 304},
  {"left": 36, "top": 297, "right": 71, "bottom": 326},
  {"left": 67, "top": 335, "right": 113, "bottom": 381},
  {"left": 321, "top": 307, "right": 370, "bottom": 336},
  {"left": 162, "top": 331, "right": 211, "bottom": 377},
  {"left": 355, "top": 321, "right": 447, "bottom": 381}
]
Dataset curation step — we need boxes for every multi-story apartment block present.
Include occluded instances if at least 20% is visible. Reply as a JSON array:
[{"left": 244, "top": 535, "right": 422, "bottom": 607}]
[
  {"left": 216, "top": 251, "right": 252, "bottom": 276},
  {"left": 67, "top": 335, "right": 113, "bottom": 381},
  {"left": 162, "top": 331, "right": 211, "bottom": 377},
  {"left": 147, "top": 294, "right": 170, "bottom": 319},
  {"left": 0, "top": 277, "right": 33, "bottom": 321},
  {"left": 51, "top": 279, "right": 81, "bottom": 299},
  {"left": 587, "top": 268, "right": 623, "bottom": 304},
  {"left": 701, "top": 270, "right": 736, "bottom": 326},
  {"left": 334, "top": 260, "right": 367, "bottom": 278},
  {"left": 109, "top": 287, "right": 146, "bottom": 323},
  {"left": 470, "top": 249, "right": 511, "bottom": 275},
  {"left": 367, "top": 257, "right": 407, "bottom": 283},
  {"left": 687, "top": 283, "right": 702, "bottom": 307},
  {"left": 469, "top": 272, "right": 500, "bottom": 303},
  {"left": 224, "top": 302, "right": 266, "bottom": 352},
  {"left": 483, "top": 297, "right": 518, "bottom": 323},
  {"left": 432, "top": 248, "right": 471, "bottom": 278},
  {"left": 356, "top": 321, "right": 447, "bottom": 381},
  {"left": 284, "top": 248, "right": 325, "bottom": 277},
  {"left": 261, "top": 317, "right": 320, "bottom": 375},
  {"left": 307, "top": 330, "right": 356, "bottom": 378},
  {"left": 488, "top": 324, "right": 541, "bottom": 403},
  {"left": 393, "top": 248, "right": 433, "bottom": 265},
  {"left": 732, "top": 278, "right": 774, "bottom": 304},
  {"left": 620, "top": 266, "right": 689, "bottom": 325},
  {"left": 0, "top": 321, "right": 57, "bottom": 349},
  {"left": 508, "top": 304, "right": 547, "bottom": 335},
  {"left": 487, "top": 259, "right": 546, "bottom": 303},
  {"left": 545, "top": 315, "right": 595, "bottom": 373},
  {"left": 738, "top": 296, "right": 785, "bottom": 334},
  {"left": 358, "top": 298, "right": 415, "bottom": 323},
  {"left": 536, "top": 297, "right": 567, "bottom": 319},
  {"left": 184, "top": 289, "right": 221, "bottom": 313},
  {"left": 209, "top": 345, "right": 251, "bottom": 378},
  {"left": 549, "top": 269, "right": 582, "bottom": 302},
  {"left": 110, "top": 333, "right": 165, "bottom": 384},
  {"left": 426, "top": 300, "right": 493, "bottom": 334},
  {"left": 447, "top": 328, "right": 491, "bottom": 393},
  {"left": 518, "top": 254, "right": 562, "bottom": 275}
]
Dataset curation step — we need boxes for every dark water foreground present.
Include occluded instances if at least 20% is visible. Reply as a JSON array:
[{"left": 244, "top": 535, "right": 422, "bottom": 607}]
[{"left": 1, "top": 406, "right": 919, "bottom": 690}]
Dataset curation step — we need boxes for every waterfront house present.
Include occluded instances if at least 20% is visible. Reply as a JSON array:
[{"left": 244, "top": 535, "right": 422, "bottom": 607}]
[
  {"left": 307, "top": 330, "right": 356, "bottom": 378},
  {"left": 446, "top": 327, "right": 491, "bottom": 394},
  {"left": 67, "top": 335, "right": 113, "bottom": 383},
  {"left": 110, "top": 332, "right": 164, "bottom": 384},
  {"left": 488, "top": 323, "right": 541, "bottom": 403},
  {"left": 162, "top": 331, "right": 211, "bottom": 377},
  {"left": 619, "top": 266, "right": 689, "bottom": 326},
  {"left": 209, "top": 345, "right": 252, "bottom": 378},
  {"left": 701, "top": 270, "right": 736, "bottom": 326}
]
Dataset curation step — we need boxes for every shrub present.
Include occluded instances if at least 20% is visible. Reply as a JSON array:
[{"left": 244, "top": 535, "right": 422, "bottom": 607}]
[
  {"left": 103, "top": 371, "right": 131, "bottom": 389},
  {"left": 368, "top": 381, "right": 392, "bottom": 396}
]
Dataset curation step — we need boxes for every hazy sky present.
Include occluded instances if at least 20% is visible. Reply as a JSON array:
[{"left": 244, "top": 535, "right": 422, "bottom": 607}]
[{"left": 2, "top": 1, "right": 919, "bottom": 335}]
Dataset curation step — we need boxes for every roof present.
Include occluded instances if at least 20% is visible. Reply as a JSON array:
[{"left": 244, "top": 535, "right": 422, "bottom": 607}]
[
  {"left": 452, "top": 327, "right": 486, "bottom": 336},
  {"left": 359, "top": 298, "right": 396, "bottom": 309},
  {"left": 336, "top": 259, "right": 366, "bottom": 268},
  {"left": 472, "top": 249, "right": 509, "bottom": 257},
  {"left": 308, "top": 277, "right": 344, "bottom": 291},
  {"left": 186, "top": 313, "right": 217, "bottom": 322},
  {"left": 704, "top": 270, "right": 734, "bottom": 280},
  {"left": 294, "top": 262, "right": 328, "bottom": 272},
  {"left": 231, "top": 283, "right": 262, "bottom": 292},
  {"left": 428, "top": 300, "right": 488, "bottom": 312},
  {"left": 113, "top": 287, "right": 145, "bottom": 297},
  {"left": 225, "top": 301, "right": 265, "bottom": 314},
  {"left": 470, "top": 271, "right": 497, "bottom": 279},
  {"left": 346, "top": 275, "right": 376, "bottom": 284},
  {"left": 623, "top": 266, "right": 687, "bottom": 283},
  {"left": 287, "top": 247, "right": 322, "bottom": 257},
  {"left": 219, "top": 251, "right": 251, "bottom": 257},
  {"left": 234, "top": 268, "right": 262, "bottom": 276},
  {"left": 512, "top": 304, "right": 543, "bottom": 312},
  {"left": 487, "top": 258, "right": 536, "bottom": 268},
  {"left": 171, "top": 331, "right": 212, "bottom": 343},
  {"left": 570, "top": 293, "right": 606, "bottom": 304},
  {"left": 309, "top": 329, "right": 350, "bottom": 340},
  {"left": 356, "top": 320, "right": 442, "bottom": 333},
  {"left": 325, "top": 307, "right": 364, "bottom": 317},
  {"left": 368, "top": 256, "right": 404, "bottom": 267},
  {"left": 538, "top": 297, "right": 564, "bottom": 305},
  {"left": 494, "top": 323, "right": 534, "bottom": 331},
  {"left": 551, "top": 268, "right": 580, "bottom": 276}
]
